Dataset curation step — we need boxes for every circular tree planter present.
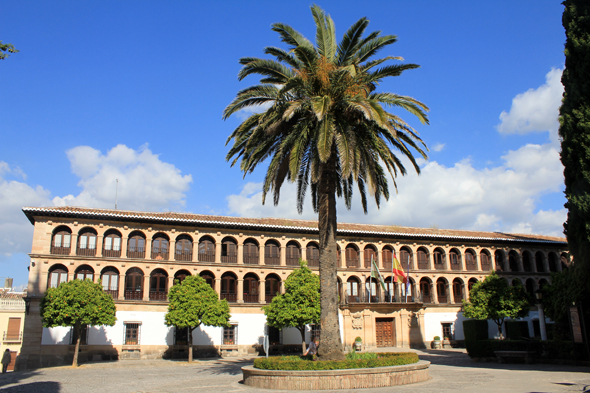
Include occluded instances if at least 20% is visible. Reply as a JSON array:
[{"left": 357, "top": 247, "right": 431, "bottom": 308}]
[{"left": 242, "top": 360, "right": 431, "bottom": 390}]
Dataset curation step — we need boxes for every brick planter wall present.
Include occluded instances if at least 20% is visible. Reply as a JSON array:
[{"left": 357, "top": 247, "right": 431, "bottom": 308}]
[{"left": 242, "top": 360, "right": 431, "bottom": 390}]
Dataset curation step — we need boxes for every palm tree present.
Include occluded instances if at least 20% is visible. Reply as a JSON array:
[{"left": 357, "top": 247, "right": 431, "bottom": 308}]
[{"left": 224, "top": 5, "right": 429, "bottom": 360}]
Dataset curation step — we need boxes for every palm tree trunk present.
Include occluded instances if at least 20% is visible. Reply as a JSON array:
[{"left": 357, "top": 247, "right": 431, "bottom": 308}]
[
  {"left": 188, "top": 327, "right": 193, "bottom": 363},
  {"left": 72, "top": 324, "right": 80, "bottom": 367},
  {"left": 317, "top": 159, "right": 345, "bottom": 361}
]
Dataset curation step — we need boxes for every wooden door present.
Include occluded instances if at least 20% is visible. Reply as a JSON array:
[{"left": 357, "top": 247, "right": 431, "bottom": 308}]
[
  {"left": 7, "top": 351, "right": 16, "bottom": 372},
  {"left": 375, "top": 318, "right": 395, "bottom": 347}
]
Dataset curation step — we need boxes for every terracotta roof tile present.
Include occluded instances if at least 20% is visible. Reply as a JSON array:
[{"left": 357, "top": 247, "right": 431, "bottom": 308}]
[{"left": 22, "top": 206, "right": 567, "bottom": 245}]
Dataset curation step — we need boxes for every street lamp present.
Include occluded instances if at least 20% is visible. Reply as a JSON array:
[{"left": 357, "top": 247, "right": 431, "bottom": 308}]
[{"left": 535, "top": 289, "right": 547, "bottom": 341}]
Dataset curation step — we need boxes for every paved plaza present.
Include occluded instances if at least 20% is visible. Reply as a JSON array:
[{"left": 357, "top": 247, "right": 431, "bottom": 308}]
[{"left": 0, "top": 349, "right": 589, "bottom": 393}]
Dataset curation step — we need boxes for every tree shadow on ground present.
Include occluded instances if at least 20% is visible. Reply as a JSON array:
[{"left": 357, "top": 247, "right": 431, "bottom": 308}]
[
  {"left": 204, "top": 359, "right": 253, "bottom": 376},
  {"left": 0, "top": 381, "right": 61, "bottom": 393},
  {"left": 0, "top": 370, "right": 43, "bottom": 389}
]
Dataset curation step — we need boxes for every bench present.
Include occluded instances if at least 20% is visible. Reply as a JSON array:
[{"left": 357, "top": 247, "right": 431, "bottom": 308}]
[{"left": 494, "top": 350, "right": 537, "bottom": 364}]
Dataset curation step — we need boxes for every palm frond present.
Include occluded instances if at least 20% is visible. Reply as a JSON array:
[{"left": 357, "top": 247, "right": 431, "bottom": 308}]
[{"left": 337, "top": 17, "right": 369, "bottom": 66}]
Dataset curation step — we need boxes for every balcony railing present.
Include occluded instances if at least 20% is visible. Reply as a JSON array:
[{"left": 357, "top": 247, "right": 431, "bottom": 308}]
[
  {"left": 453, "top": 294, "right": 464, "bottom": 304},
  {"left": 221, "top": 293, "right": 237, "bottom": 303},
  {"left": 3, "top": 331, "right": 22, "bottom": 342},
  {"left": 265, "top": 294, "right": 278, "bottom": 303},
  {"left": 243, "top": 294, "right": 258, "bottom": 303},
  {"left": 466, "top": 263, "right": 478, "bottom": 271},
  {"left": 127, "top": 247, "right": 145, "bottom": 259},
  {"left": 175, "top": 250, "right": 192, "bottom": 261},
  {"left": 221, "top": 254, "right": 237, "bottom": 263},
  {"left": 421, "top": 293, "right": 432, "bottom": 303},
  {"left": 481, "top": 262, "right": 491, "bottom": 271},
  {"left": 149, "top": 291, "right": 168, "bottom": 301},
  {"left": 342, "top": 293, "right": 416, "bottom": 304},
  {"left": 417, "top": 261, "right": 429, "bottom": 270},
  {"left": 51, "top": 246, "right": 71, "bottom": 255},
  {"left": 103, "top": 288, "right": 119, "bottom": 299},
  {"left": 286, "top": 257, "right": 299, "bottom": 266},
  {"left": 437, "top": 294, "right": 448, "bottom": 303},
  {"left": 243, "top": 253, "right": 259, "bottom": 264},
  {"left": 199, "top": 251, "right": 215, "bottom": 262},
  {"left": 103, "top": 249, "right": 121, "bottom": 258},
  {"left": 265, "top": 256, "right": 280, "bottom": 266},
  {"left": 151, "top": 248, "right": 169, "bottom": 260},
  {"left": 451, "top": 263, "right": 461, "bottom": 271},
  {"left": 307, "top": 258, "right": 319, "bottom": 268},
  {"left": 125, "top": 290, "right": 143, "bottom": 300},
  {"left": 434, "top": 263, "right": 445, "bottom": 270},
  {"left": 346, "top": 258, "right": 359, "bottom": 268},
  {"left": 77, "top": 247, "right": 96, "bottom": 256}
]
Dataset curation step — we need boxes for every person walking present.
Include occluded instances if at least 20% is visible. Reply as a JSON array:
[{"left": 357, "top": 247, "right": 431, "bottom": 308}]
[{"left": 1, "top": 349, "right": 11, "bottom": 373}]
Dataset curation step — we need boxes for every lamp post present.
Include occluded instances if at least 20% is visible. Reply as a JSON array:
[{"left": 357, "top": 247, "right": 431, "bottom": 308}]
[{"left": 535, "top": 289, "right": 547, "bottom": 341}]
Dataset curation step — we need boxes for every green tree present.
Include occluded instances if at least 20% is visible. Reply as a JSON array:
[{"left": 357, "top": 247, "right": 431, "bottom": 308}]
[
  {"left": 224, "top": 5, "right": 428, "bottom": 360},
  {"left": 263, "top": 260, "right": 320, "bottom": 353},
  {"left": 463, "top": 272, "right": 530, "bottom": 339},
  {"left": 0, "top": 41, "right": 19, "bottom": 60},
  {"left": 560, "top": 1, "right": 590, "bottom": 280},
  {"left": 165, "top": 275, "right": 231, "bottom": 363},
  {"left": 40, "top": 279, "right": 117, "bottom": 367}
]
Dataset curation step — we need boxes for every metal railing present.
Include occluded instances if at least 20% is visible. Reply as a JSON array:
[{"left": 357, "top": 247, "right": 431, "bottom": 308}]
[
  {"left": 103, "top": 289, "right": 119, "bottom": 299},
  {"left": 175, "top": 250, "right": 192, "bottom": 261},
  {"left": 342, "top": 293, "right": 416, "bottom": 304},
  {"left": 243, "top": 253, "right": 259, "bottom": 264},
  {"left": 125, "top": 290, "right": 143, "bottom": 300},
  {"left": 127, "top": 247, "right": 145, "bottom": 259},
  {"left": 221, "top": 254, "right": 237, "bottom": 263},
  {"left": 76, "top": 247, "right": 96, "bottom": 256},
  {"left": 3, "top": 331, "right": 22, "bottom": 342},
  {"left": 103, "top": 249, "right": 121, "bottom": 258},
  {"left": 151, "top": 248, "right": 169, "bottom": 260},
  {"left": 149, "top": 291, "right": 168, "bottom": 301},
  {"left": 243, "top": 294, "right": 258, "bottom": 303},
  {"left": 307, "top": 258, "right": 319, "bottom": 268},
  {"left": 221, "top": 293, "right": 237, "bottom": 303},
  {"left": 286, "top": 256, "right": 299, "bottom": 266},
  {"left": 265, "top": 256, "right": 280, "bottom": 266},
  {"left": 51, "top": 246, "right": 71, "bottom": 255},
  {"left": 198, "top": 251, "right": 215, "bottom": 262}
]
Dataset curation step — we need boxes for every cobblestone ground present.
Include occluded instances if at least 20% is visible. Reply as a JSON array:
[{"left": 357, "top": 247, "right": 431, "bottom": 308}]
[{"left": 0, "top": 349, "right": 588, "bottom": 393}]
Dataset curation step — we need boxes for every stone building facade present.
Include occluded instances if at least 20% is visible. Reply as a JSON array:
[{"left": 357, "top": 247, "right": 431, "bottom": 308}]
[{"left": 16, "top": 206, "right": 568, "bottom": 369}]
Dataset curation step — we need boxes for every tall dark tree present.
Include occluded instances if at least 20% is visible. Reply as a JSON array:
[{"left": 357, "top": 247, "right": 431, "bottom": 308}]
[
  {"left": 224, "top": 6, "right": 428, "bottom": 360},
  {"left": 560, "top": 1, "right": 590, "bottom": 278}
]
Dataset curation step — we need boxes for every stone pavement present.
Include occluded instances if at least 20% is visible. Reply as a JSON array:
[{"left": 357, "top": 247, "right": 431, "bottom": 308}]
[{"left": 0, "top": 348, "right": 588, "bottom": 393}]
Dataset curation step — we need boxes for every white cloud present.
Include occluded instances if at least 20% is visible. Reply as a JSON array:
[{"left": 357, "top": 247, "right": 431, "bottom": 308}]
[
  {"left": 432, "top": 143, "right": 445, "bottom": 152},
  {"left": 497, "top": 68, "right": 563, "bottom": 142},
  {"left": 53, "top": 144, "right": 193, "bottom": 212},
  {"left": 235, "top": 101, "right": 273, "bottom": 120}
]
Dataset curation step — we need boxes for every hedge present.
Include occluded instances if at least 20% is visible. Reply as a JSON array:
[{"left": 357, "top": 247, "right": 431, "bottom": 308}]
[
  {"left": 505, "top": 321, "right": 530, "bottom": 339},
  {"left": 253, "top": 352, "right": 419, "bottom": 370},
  {"left": 465, "top": 339, "right": 589, "bottom": 361},
  {"left": 463, "top": 319, "right": 488, "bottom": 342}
]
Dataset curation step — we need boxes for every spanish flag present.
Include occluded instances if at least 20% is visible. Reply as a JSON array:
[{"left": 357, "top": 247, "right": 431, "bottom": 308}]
[{"left": 392, "top": 252, "right": 408, "bottom": 284}]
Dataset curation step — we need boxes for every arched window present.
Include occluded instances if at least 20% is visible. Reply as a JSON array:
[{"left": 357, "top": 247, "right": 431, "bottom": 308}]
[
  {"left": 495, "top": 250, "right": 505, "bottom": 272},
  {"left": 535, "top": 252, "right": 545, "bottom": 272},
  {"left": 103, "top": 230, "right": 122, "bottom": 258},
  {"left": 365, "top": 277, "right": 379, "bottom": 302},
  {"left": 437, "top": 279, "right": 449, "bottom": 303},
  {"left": 127, "top": 232, "right": 146, "bottom": 259},
  {"left": 265, "top": 274, "right": 280, "bottom": 302},
  {"left": 151, "top": 234, "right": 169, "bottom": 260},
  {"left": 149, "top": 269, "right": 168, "bottom": 301},
  {"left": 345, "top": 245, "right": 359, "bottom": 268},
  {"left": 480, "top": 251, "right": 491, "bottom": 271},
  {"left": 465, "top": 250, "right": 477, "bottom": 271},
  {"left": 449, "top": 249, "right": 461, "bottom": 271},
  {"left": 221, "top": 273, "right": 237, "bottom": 302},
  {"left": 522, "top": 252, "right": 533, "bottom": 272},
  {"left": 538, "top": 278, "right": 549, "bottom": 290},
  {"left": 125, "top": 268, "right": 144, "bottom": 300},
  {"left": 525, "top": 278, "right": 535, "bottom": 300},
  {"left": 75, "top": 265, "right": 94, "bottom": 281},
  {"left": 51, "top": 227, "right": 72, "bottom": 255},
  {"left": 364, "top": 245, "right": 377, "bottom": 269},
  {"left": 417, "top": 248, "right": 429, "bottom": 270},
  {"left": 452, "top": 279, "right": 464, "bottom": 303},
  {"left": 174, "top": 269, "right": 191, "bottom": 284},
  {"left": 101, "top": 267, "right": 119, "bottom": 299},
  {"left": 384, "top": 277, "right": 395, "bottom": 302},
  {"left": 199, "top": 271, "right": 215, "bottom": 289},
  {"left": 306, "top": 243, "right": 319, "bottom": 268},
  {"left": 48, "top": 264, "right": 68, "bottom": 288},
  {"left": 419, "top": 278, "right": 431, "bottom": 303},
  {"left": 509, "top": 251, "right": 519, "bottom": 272},
  {"left": 286, "top": 241, "right": 301, "bottom": 266},
  {"left": 434, "top": 248, "right": 445, "bottom": 270},
  {"left": 399, "top": 247, "right": 412, "bottom": 270},
  {"left": 198, "top": 236, "right": 215, "bottom": 262},
  {"left": 265, "top": 240, "right": 280, "bottom": 266},
  {"left": 221, "top": 237, "right": 238, "bottom": 263},
  {"left": 548, "top": 253, "right": 558, "bottom": 272},
  {"left": 468, "top": 278, "right": 478, "bottom": 293},
  {"left": 175, "top": 235, "right": 193, "bottom": 261},
  {"left": 243, "top": 239, "right": 259, "bottom": 265},
  {"left": 346, "top": 277, "right": 360, "bottom": 303},
  {"left": 243, "top": 273, "right": 259, "bottom": 303},
  {"left": 77, "top": 228, "right": 97, "bottom": 256},
  {"left": 382, "top": 246, "right": 394, "bottom": 270}
]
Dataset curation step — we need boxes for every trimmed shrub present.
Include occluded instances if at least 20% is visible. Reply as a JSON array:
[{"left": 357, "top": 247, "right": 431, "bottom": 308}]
[
  {"left": 505, "top": 321, "right": 530, "bottom": 339},
  {"left": 463, "top": 319, "right": 488, "bottom": 342},
  {"left": 253, "top": 352, "right": 419, "bottom": 370}
]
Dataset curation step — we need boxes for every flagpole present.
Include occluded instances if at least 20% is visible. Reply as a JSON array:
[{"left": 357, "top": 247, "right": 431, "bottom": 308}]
[
  {"left": 405, "top": 254, "right": 409, "bottom": 303},
  {"left": 369, "top": 255, "right": 372, "bottom": 304},
  {"left": 391, "top": 251, "right": 395, "bottom": 303}
]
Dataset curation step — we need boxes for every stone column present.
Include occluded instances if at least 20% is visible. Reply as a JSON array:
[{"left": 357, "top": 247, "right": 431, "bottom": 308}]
[
  {"left": 169, "top": 240, "right": 176, "bottom": 261},
  {"left": 432, "top": 281, "right": 439, "bottom": 304},
  {"left": 145, "top": 238, "right": 152, "bottom": 260},
  {"left": 214, "top": 278, "right": 221, "bottom": 299},
  {"left": 280, "top": 246, "right": 286, "bottom": 266},
  {"left": 143, "top": 275, "right": 150, "bottom": 301},
  {"left": 543, "top": 252, "right": 550, "bottom": 273},
  {"left": 215, "top": 241, "right": 222, "bottom": 264},
  {"left": 69, "top": 233, "right": 78, "bottom": 256},
  {"left": 118, "top": 273, "right": 125, "bottom": 300},
  {"left": 96, "top": 235, "right": 104, "bottom": 257},
  {"left": 121, "top": 235, "right": 128, "bottom": 258},
  {"left": 237, "top": 243, "right": 244, "bottom": 264},
  {"left": 340, "top": 246, "right": 346, "bottom": 269},
  {"left": 237, "top": 279, "right": 244, "bottom": 303},
  {"left": 259, "top": 280, "right": 265, "bottom": 304},
  {"left": 359, "top": 249, "right": 365, "bottom": 269},
  {"left": 301, "top": 246, "right": 307, "bottom": 262},
  {"left": 475, "top": 252, "right": 481, "bottom": 271},
  {"left": 378, "top": 248, "right": 384, "bottom": 270},
  {"left": 460, "top": 251, "right": 467, "bottom": 271},
  {"left": 517, "top": 254, "right": 524, "bottom": 272},
  {"left": 260, "top": 243, "right": 266, "bottom": 266},
  {"left": 192, "top": 240, "right": 199, "bottom": 262}
]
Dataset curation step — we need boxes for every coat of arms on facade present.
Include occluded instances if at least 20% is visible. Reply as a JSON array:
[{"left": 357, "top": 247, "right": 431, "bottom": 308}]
[
  {"left": 351, "top": 312, "right": 363, "bottom": 329},
  {"left": 408, "top": 311, "right": 419, "bottom": 327}
]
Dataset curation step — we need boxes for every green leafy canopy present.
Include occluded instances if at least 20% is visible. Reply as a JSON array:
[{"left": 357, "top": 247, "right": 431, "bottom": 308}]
[
  {"left": 0, "top": 41, "right": 18, "bottom": 60},
  {"left": 40, "top": 279, "right": 117, "bottom": 329},
  {"left": 165, "top": 275, "right": 231, "bottom": 329}
]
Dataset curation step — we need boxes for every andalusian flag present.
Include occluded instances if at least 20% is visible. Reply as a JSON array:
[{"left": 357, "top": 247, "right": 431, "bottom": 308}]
[
  {"left": 370, "top": 256, "right": 387, "bottom": 291},
  {"left": 392, "top": 252, "right": 408, "bottom": 284}
]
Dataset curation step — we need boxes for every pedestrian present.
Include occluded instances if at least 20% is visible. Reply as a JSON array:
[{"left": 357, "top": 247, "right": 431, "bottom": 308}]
[
  {"left": 1, "top": 349, "right": 11, "bottom": 373},
  {"left": 303, "top": 336, "right": 318, "bottom": 359}
]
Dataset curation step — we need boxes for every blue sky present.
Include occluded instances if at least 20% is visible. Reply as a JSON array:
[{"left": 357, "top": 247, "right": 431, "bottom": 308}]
[{"left": 1, "top": 1, "right": 567, "bottom": 288}]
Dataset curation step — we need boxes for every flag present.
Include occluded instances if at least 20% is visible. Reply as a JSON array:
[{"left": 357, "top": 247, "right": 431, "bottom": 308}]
[
  {"left": 392, "top": 252, "right": 408, "bottom": 284},
  {"left": 371, "top": 256, "right": 387, "bottom": 291}
]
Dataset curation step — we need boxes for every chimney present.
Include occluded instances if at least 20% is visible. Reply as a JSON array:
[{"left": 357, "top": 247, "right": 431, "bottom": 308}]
[{"left": 5, "top": 278, "right": 13, "bottom": 289}]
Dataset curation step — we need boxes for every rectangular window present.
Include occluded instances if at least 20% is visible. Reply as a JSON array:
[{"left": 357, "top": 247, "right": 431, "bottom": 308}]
[
  {"left": 124, "top": 323, "right": 141, "bottom": 345},
  {"left": 6, "top": 318, "right": 21, "bottom": 340},
  {"left": 223, "top": 325, "right": 237, "bottom": 345},
  {"left": 54, "top": 234, "right": 62, "bottom": 247},
  {"left": 441, "top": 323, "right": 453, "bottom": 340},
  {"left": 311, "top": 323, "right": 321, "bottom": 339},
  {"left": 63, "top": 234, "right": 71, "bottom": 248},
  {"left": 88, "top": 236, "right": 96, "bottom": 249},
  {"left": 104, "top": 237, "right": 112, "bottom": 250},
  {"left": 80, "top": 236, "right": 87, "bottom": 249}
]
